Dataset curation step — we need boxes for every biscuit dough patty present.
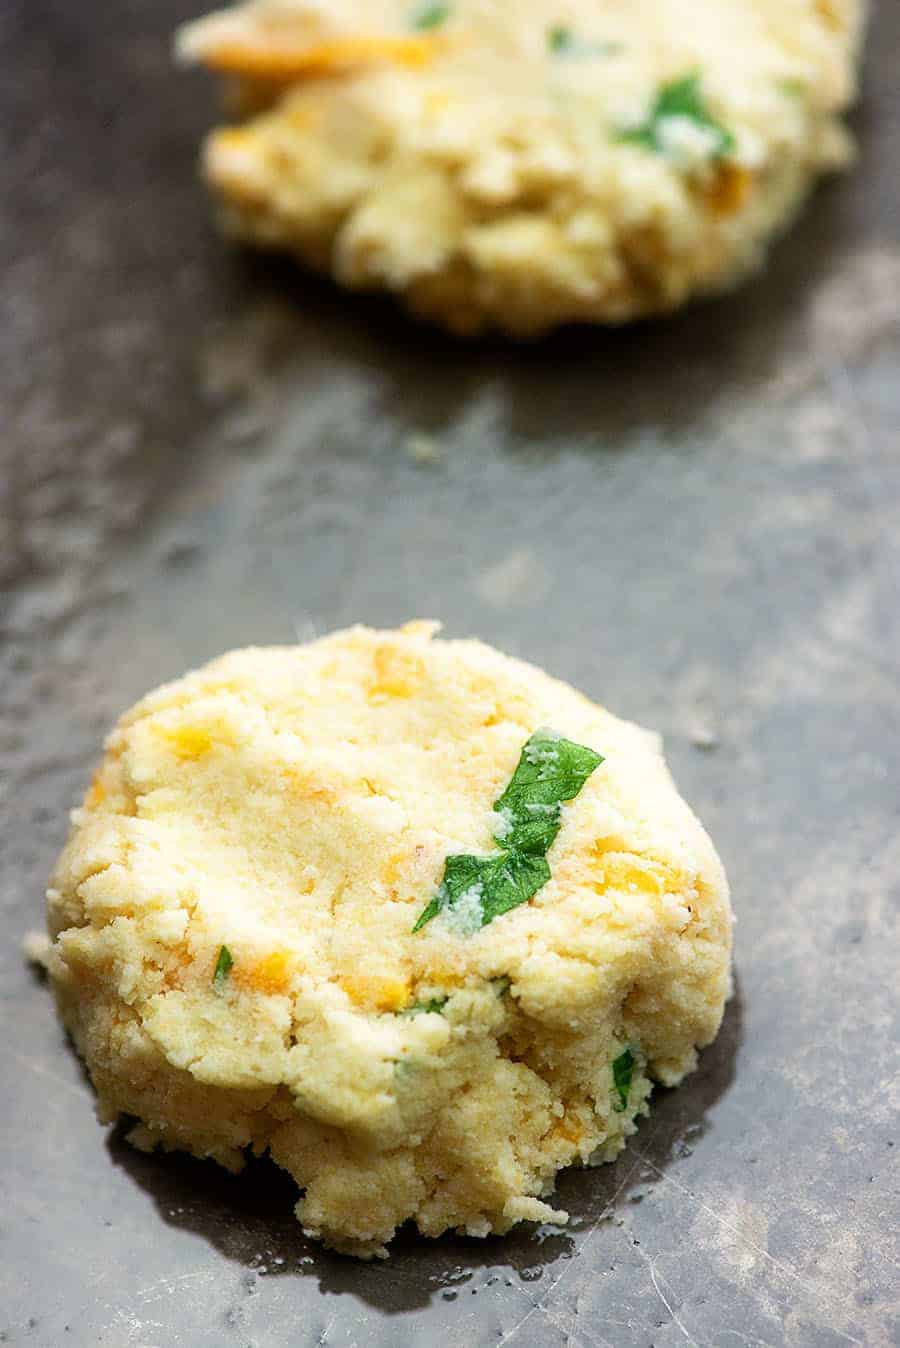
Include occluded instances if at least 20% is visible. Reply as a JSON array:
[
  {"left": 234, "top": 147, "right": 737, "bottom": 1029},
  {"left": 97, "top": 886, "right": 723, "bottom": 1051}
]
[
  {"left": 177, "top": 0, "right": 864, "bottom": 334},
  {"left": 45, "top": 623, "right": 732, "bottom": 1256}
]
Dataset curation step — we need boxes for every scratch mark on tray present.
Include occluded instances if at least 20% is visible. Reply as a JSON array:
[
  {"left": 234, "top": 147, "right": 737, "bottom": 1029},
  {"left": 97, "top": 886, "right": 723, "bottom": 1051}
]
[
  {"left": 505, "top": 1277, "right": 613, "bottom": 1348},
  {"left": 524, "top": 1116, "right": 665, "bottom": 1325},
  {"left": 497, "top": 1295, "right": 602, "bottom": 1348},
  {"left": 498, "top": 1145, "right": 649, "bottom": 1348},
  {"left": 632, "top": 1242, "right": 697, "bottom": 1345},
  {"left": 135, "top": 1270, "right": 212, "bottom": 1305},
  {"left": 717, "top": 1330, "right": 780, "bottom": 1347},
  {"left": 634, "top": 1154, "right": 863, "bottom": 1345},
  {"left": 495, "top": 1295, "right": 546, "bottom": 1348}
]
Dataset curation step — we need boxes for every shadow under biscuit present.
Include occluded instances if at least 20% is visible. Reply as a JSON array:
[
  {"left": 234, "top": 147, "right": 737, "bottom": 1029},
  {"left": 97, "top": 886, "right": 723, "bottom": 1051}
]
[{"left": 105, "top": 977, "right": 743, "bottom": 1315}]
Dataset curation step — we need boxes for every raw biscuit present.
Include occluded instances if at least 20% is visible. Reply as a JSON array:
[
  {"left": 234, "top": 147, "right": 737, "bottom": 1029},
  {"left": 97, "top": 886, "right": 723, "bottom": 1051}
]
[
  {"left": 44, "top": 622, "right": 731, "bottom": 1256},
  {"left": 177, "top": 0, "right": 864, "bottom": 334}
]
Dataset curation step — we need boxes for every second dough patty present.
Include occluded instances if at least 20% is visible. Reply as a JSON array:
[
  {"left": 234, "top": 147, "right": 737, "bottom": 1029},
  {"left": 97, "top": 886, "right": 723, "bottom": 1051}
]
[{"left": 177, "top": 0, "right": 864, "bottom": 334}]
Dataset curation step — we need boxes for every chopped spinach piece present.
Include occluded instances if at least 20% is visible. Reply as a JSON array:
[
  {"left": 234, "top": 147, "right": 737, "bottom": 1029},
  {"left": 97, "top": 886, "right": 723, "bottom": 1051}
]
[
  {"left": 612, "top": 1047, "right": 635, "bottom": 1111},
  {"left": 401, "top": 997, "right": 448, "bottom": 1017},
  {"left": 547, "top": 25, "right": 619, "bottom": 58},
  {"left": 409, "top": 2, "right": 451, "bottom": 30},
  {"left": 213, "top": 944, "right": 233, "bottom": 987},
  {"left": 619, "top": 73, "right": 735, "bottom": 161},
  {"left": 413, "top": 729, "right": 603, "bottom": 933},
  {"left": 493, "top": 729, "right": 603, "bottom": 855},
  {"left": 413, "top": 850, "right": 551, "bottom": 933},
  {"left": 548, "top": 24, "right": 574, "bottom": 53}
]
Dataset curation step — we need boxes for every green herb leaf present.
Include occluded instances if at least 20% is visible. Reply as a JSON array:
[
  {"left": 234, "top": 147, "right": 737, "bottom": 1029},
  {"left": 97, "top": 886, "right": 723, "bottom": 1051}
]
[
  {"left": 612, "top": 1047, "right": 635, "bottom": 1111},
  {"left": 409, "top": 2, "right": 451, "bottom": 30},
  {"left": 547, "top": 25, "right": 619, "bottom": 59},
  {"left": 213, "top": 944, "right": 233, "bottom": 986},
  {"left": 413, "top": 850, "right": 552, "bottom": 933},
  {"left": 548, "top": 24, "right": 573, "bottom": 53},
  {"left": 619, "top": 73, "right": 735, "bottom": 161},
  {"left": 493, "top": 730, "right": 603, "bottom": 855},
  {"left": 777, "top": 77, "right": 806, "bottom": 98},
  {"left": 413, "top": 729, "right": 603, "bottom": 933},
  {"left": 400, "top": 997, "right": 448, "bottom": 1017}
]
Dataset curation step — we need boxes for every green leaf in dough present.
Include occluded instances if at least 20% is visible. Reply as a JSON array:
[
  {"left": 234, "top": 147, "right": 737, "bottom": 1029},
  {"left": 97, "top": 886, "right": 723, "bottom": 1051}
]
[
  {"left": 412, "top": 729, "right": 603, "bottom": 933},
  {"left": 612, "top": 1047, "right": 635, "bottom": 1111},
  {"left": 619, "top": 72, "right": 735, "bottom": 161},
  {"left": 412, "top": 851, "right": 551, "bottom": 934},
  {"left": 400, "top": 997, "right": 448, "bottom": 1017},
  {"left": 409, "top": 3, "right": 451, "bottom": 30},
  {"left": 493, "top": 729, "right": 603, "bottom": 855},
  {"left": 547, "top": 26, "right": 619, "bottom": 59},
  {"left": 213, "top": 944, "right": 233, "bottom": 986}
]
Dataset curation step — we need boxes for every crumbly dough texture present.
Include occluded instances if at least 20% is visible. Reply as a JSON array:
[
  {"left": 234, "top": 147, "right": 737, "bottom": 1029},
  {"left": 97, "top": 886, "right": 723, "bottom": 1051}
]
[
  {"left": 45, "top": 623, "right": 731, "bottom": 1256},
  {"left": 177, "top": 0, "right": 864, "bottom": 334}
]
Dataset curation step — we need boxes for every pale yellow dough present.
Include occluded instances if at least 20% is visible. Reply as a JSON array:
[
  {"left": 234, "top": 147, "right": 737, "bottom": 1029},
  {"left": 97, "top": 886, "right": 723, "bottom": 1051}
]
[
  {"left": 45, "top": 623, "right": 731, "bottom": 1256},
  {"left": 176, "top": 0, "right": 864, "bottom": 334}
]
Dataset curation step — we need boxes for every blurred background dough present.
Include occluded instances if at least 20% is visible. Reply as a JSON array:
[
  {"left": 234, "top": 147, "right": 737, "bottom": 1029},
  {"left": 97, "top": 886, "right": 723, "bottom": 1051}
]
[{"left": 178, "top": 0, "right": 865, "bottom": 333}]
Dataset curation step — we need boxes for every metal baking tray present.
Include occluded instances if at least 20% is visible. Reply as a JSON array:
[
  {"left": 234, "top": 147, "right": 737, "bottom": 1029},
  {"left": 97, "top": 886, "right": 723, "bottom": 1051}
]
[{"left": 2, "top": 3, "right": 897, "bottom": 1344}]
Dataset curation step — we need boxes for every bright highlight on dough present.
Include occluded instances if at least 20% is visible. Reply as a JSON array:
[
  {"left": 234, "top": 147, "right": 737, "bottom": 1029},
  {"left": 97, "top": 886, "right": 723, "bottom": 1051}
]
[
  {"left": 44, "top": 622, "right": 732, "bottom": 1256},
  {"left": 176, "top": 0, "right": 864, "bottom": 334}
]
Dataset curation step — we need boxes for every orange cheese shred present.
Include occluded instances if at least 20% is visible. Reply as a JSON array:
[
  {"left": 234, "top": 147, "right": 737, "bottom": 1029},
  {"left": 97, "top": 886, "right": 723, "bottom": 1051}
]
[{"left": 193, "top": 33, "right": 442, "bottom": 81}]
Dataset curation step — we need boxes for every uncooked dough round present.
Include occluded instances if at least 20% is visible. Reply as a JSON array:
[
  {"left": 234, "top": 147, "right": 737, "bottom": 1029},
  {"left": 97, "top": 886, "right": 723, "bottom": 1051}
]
[
  {"left": 45, "top": 622, "right": 731, "bottom": 1256},
  {"left": 177, "top": 0, "right": 864, "bottom": 334}
]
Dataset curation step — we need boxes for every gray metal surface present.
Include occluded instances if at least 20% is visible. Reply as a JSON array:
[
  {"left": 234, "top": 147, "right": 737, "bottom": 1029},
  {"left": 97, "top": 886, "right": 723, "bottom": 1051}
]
[{"left": 2, "top": 2, "right": 898, "bottom": 1345}]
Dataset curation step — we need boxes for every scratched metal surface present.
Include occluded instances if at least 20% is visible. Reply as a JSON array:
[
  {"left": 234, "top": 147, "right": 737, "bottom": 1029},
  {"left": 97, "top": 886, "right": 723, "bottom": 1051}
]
[{"left": 2, "top": 2, "right": 899, "bottom": 1345}]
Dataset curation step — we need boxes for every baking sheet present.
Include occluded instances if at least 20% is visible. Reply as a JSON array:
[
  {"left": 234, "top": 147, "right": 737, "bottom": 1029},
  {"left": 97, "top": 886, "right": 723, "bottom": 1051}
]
[{"left": 2, "top": 3, "right": 898, "bottom": 1344}]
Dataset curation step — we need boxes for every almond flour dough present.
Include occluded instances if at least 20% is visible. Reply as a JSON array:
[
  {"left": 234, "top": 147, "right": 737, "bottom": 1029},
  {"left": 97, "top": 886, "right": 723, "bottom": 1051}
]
[
  {"left": 44, "top": 623, "right": 731, "bottom": 1256},
  {"left": 177, "top": 0, "right": 864, "bottom": 333}
]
